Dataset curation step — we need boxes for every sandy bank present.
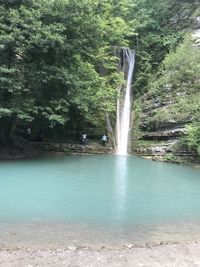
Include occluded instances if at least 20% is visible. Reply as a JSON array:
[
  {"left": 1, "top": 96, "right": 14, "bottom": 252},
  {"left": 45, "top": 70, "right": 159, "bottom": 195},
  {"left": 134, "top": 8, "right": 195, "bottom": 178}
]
[{"left": 1, "top": 242, "right": 200, "bottom": 267}]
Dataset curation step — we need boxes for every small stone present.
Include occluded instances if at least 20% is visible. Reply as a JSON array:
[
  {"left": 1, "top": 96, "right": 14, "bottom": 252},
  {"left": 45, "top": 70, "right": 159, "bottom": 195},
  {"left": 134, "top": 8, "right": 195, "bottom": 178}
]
[
  {"left": 125, "top": 244, "right": 134, "bottom": 249},
  {"left": 68, "top": 246, "right": 76, "bottom": 251},
  {"left": 56, "top": 249, "right": 63, "bottom": 253}
]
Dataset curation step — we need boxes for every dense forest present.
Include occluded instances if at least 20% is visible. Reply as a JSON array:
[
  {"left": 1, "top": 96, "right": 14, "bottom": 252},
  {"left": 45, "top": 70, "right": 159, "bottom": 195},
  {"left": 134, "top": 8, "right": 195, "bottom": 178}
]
[{"left": 0, "top": 0, "right": 199, "bottom": 159}]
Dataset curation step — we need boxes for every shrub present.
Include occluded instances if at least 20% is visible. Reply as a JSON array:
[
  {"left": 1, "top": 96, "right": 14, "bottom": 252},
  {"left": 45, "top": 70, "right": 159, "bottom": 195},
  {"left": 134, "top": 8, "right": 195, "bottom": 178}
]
[{"left": 184, "top": 124, "right": 200, "bottom": 155}]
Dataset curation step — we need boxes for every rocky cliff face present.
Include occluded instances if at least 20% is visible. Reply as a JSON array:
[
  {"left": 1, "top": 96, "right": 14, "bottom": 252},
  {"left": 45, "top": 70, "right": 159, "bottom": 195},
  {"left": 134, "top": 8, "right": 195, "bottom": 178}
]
[{"left": 132, "top": 5, "right": 200, "bottom": 164}]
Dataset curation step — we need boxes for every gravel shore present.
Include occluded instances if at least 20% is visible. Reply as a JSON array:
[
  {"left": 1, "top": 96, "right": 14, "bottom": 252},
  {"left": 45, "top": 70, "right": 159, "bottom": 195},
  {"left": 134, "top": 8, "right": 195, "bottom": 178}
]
[{"left": 1, "top": 242, "right": 200, "bottom": 267}]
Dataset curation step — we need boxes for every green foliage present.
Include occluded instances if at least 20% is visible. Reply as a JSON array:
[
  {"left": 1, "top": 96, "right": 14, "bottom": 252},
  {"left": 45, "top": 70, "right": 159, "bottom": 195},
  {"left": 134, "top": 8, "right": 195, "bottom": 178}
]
[
  {"left": 0, "top": 0, "right": 135, "bottom": 140},
  {"left": 0, "top": 0, "right": 198, "bottom": 146},
  {"left": 132, "top": 98, "right": 142, "bottom": 140},
  {"left": 141, "top": 35, "right": 200, "bottom": 130},
  {"left": 165, "top": 153, "right": 177, "bottom": 162},
  {"left": 131, "top": 0, "right": 196, "bottom": 94},
  {"left": 161, "top": 36, "right": 200, "bottom": 94},
  {"left": 184, "top": 124, "right": 200, "bottom": 155}
]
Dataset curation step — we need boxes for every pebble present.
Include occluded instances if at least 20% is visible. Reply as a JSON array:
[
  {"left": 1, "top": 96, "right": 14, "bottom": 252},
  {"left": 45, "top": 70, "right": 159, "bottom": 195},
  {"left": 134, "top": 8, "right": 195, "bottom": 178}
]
[{"left": 68, "top": 246, "right": 76, "bottom": 251}]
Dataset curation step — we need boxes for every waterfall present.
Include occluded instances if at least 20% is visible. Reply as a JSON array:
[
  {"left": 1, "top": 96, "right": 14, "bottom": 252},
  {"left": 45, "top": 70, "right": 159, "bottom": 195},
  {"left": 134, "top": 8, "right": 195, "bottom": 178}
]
[{"left": 116, "top": 48, "right": 135, "bottom": 155}]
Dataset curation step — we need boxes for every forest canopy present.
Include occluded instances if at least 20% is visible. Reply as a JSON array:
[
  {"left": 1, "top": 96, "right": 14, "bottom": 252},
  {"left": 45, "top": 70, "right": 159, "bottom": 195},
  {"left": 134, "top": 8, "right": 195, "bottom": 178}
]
[{"left": 0, "top": 0, "right": 197, "bottom": 143}]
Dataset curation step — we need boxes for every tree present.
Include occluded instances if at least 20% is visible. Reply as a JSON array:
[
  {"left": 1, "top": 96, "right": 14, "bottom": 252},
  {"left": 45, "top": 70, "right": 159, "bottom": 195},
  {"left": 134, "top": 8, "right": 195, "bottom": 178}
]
[{"left": 0, "top": 0, "right": 135, "bottom": 142}]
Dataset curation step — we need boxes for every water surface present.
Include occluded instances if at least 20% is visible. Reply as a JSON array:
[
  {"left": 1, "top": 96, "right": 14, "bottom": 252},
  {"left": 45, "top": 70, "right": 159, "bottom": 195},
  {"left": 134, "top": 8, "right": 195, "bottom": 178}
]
[{"left": 0, "top": 155, "right": 200, "bottom": 247}]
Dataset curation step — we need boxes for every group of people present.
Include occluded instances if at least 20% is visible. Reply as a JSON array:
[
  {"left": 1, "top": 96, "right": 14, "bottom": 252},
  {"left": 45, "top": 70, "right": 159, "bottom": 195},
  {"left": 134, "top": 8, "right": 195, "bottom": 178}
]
[
  {"left": 80, "top": 133, "right": 108, "bottom": 146},
  {"left": 26, "top": 127, "right": 107, "bottom": 146}
]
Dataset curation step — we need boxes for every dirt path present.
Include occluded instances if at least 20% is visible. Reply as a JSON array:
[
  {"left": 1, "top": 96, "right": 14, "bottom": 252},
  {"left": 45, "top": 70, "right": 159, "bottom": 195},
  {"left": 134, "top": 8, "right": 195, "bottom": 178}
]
[{"left": 1, "top": 243, "right": 200, "bottom": 267}]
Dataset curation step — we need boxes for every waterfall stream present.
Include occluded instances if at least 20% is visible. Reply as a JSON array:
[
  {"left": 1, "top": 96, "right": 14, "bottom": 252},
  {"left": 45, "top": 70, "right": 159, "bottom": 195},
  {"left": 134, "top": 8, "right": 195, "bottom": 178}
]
[{"left": 116, "top": 48, "right": 135, "bottom": 155}]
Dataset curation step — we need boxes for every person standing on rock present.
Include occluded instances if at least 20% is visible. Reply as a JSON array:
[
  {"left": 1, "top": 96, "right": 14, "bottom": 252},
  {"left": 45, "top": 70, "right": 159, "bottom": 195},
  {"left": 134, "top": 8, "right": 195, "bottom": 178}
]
[
  {"left": 101, "top": 134, "right": 107, "bottom": 146},
  {"left": 82, "top": 133, "right": 87, "bottom": 145},
  {"left": 26, "top": 127, "right": 32, "bottom": 141}
]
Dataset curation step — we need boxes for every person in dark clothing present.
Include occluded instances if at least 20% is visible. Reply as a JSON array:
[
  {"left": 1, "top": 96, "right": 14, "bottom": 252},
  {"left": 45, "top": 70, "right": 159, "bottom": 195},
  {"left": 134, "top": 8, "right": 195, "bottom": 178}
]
[
  {"left": 37, "top": 130, "right": 43, "bottom": 142},
  {"left": 26, "top": 127, "right": 31, "bottom": 141}
]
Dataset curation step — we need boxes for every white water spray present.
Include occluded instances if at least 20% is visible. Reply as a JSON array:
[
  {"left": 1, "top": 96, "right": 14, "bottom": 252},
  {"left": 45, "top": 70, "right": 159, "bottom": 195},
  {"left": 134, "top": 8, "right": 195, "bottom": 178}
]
[{"left": 116, "top": 48, "right": 135, "bottom": 155}]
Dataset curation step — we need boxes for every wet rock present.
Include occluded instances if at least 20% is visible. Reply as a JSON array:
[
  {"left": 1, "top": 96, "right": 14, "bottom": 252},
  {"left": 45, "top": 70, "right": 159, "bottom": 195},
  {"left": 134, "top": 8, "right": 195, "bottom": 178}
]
[
  {"left": 195, "top": 16, "right": 200, "bottom": 28},
  {"left": 192, "top": 29, "right": 200, "bottom": 46},
  {"left": 142, "top": 128, "right": 187, "bottom": 140}
]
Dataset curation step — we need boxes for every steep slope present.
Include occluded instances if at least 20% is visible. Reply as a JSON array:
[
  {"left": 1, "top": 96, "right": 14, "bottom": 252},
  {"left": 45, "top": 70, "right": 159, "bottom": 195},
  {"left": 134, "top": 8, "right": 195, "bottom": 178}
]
[{"left": 132, "top": 4, "right": 200, "bottom": 164}]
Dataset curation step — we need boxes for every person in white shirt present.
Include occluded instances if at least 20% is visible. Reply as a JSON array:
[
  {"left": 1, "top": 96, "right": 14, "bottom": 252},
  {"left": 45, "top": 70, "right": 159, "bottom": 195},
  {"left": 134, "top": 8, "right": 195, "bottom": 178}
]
[{"left": 101, "top": 134, "right": 107, "bottom": 146}]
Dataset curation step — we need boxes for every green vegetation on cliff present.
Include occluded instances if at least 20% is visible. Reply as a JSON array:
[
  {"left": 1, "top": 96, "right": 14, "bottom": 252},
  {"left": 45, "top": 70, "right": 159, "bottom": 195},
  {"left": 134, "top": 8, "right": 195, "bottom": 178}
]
[
  {"left": 0, "top": 0, "right": 199, "bottom": 160},
  {"left": 132, "top": 0, "right": 200, "bottom": 161},
  {"left": 184, "top": 124, "right": 200, "bottom": 156},
  {"left": 141, "top": 36, "right": 200, "bottom": 130}
]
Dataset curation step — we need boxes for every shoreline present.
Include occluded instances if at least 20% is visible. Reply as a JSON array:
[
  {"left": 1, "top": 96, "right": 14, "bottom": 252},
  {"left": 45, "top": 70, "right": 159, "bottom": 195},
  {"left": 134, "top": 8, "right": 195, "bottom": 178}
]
[
  {"left": 1, "top": 239, "right": 200, "bottom": 250},
  {"left": 1, "top": 147, "right": 199, "bottom": 169},
  {"left": 137, "top": 154, "right": 200, "bottom": 169},
  {"left": 1, "top": 241, "right": 200, "bottom": 266}
]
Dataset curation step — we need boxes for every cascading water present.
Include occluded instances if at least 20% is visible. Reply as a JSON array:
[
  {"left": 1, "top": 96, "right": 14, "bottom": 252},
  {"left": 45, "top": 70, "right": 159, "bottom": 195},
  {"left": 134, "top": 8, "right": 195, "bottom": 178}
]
[{"left": 116, "top": 48, "right": 135, "bottom": 155}]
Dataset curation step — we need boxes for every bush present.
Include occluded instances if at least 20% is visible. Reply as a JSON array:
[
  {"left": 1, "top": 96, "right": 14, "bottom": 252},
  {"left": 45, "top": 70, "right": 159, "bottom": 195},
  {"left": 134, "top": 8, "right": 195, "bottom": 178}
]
[
  {"left": 184, "top": 124, "right": 200, "bottom": 155},
  {"left": 165, "top": 153, "right": 177, "bottom": 162}
]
